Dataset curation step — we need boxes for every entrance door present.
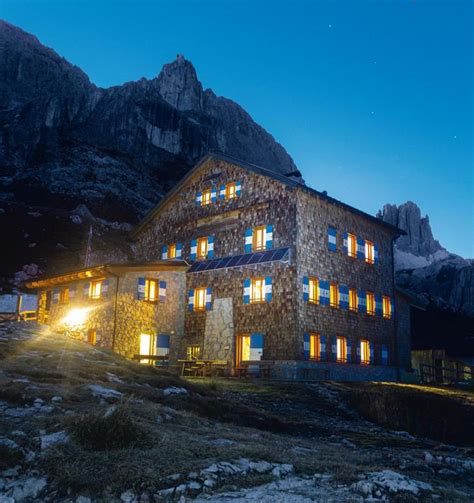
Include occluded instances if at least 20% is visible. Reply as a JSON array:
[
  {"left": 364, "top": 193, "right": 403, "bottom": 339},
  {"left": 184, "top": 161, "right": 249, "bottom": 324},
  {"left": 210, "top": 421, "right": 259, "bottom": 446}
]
[
  {"left": 139, "top": 333, "right": 154, "bottom": 364},
  {"left": 236, "top": 334, "right": 251, "bottom": 366},
  {"left": 87, "top": 329, "right": 96, "bottom": 345}
]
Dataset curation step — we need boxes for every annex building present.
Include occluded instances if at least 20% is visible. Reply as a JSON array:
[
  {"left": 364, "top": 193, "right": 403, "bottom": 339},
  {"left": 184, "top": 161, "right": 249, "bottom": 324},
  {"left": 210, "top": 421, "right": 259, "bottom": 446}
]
[{"left": 27, "top": 153, "right": 411, "bottom": 380}]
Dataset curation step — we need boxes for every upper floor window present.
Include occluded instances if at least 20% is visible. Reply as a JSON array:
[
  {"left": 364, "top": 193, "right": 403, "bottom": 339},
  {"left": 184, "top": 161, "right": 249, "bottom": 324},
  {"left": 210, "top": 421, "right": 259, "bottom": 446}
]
[
  {"left": 366, "top": 292, "right": 375, "bottom": 316},
  {"left": 252, "top": 226, "right": 266, "bottom": 251},
  {"left": 360, "top": 339, "right": 370, "bottom": 364},
  {"left": 336, "top": 336, "right": 347, "bottom": 362},
  {"left": 197, "top": 237, "right": 208, "bottom": 260},
  {"left": 144, "top": 279, "right": 158, "bottom": 302},
  {"left": 383, "top": 295, "right": 392, "bottom": 319},
  {"left": 194, "top": 287, "right": 207, "bottom": 311},
  {"left": 226, "top": 182, "right": 237, "bottom": 199},
  {"left": 310, "top": 333, "right": 321, "bottom": 360},
  {"left": 251, "top": 277, "right": 265, "bottom": 304},
  {"left": 59, "top": 288, "right": 69, "bottom": 304},
  {"left": 330, "top": 283, "right": 339, "bottom": 308},
  {"left": 347, "top": 233, "right": 357, "bottom": 258},
  {"left": 201, "top": 188, "right": 212, "bottom": 206},
  {"left": 168, "top": 243, "right": 177, "bottom": 259},
  {"left": 90, "top": 280, "right": 102, "bottom": 299},
  {"left": 365, "top": 241, "right": 375, "bottom": 264},
  {"left": 349, "top": 288, "right": 357, "bottom": 312},
  {"left": 309, "top": 277, "right": 319, "bottom": 304}
]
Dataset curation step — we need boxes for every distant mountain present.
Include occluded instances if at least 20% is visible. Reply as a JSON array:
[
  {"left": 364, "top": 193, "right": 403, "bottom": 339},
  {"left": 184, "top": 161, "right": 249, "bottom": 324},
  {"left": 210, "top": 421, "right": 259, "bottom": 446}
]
[
  {"left": 0, "top": 20, "right": 298, "bottom": 286},
  {"left": 377, "top": 202, "right": 474, "bottom": 317}
]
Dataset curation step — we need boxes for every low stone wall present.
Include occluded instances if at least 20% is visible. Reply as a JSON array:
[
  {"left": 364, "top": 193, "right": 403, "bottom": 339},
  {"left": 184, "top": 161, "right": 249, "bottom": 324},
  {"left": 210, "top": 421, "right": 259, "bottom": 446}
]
[{"left": 272, "top": 360, "right": 399, "bottom": 382}]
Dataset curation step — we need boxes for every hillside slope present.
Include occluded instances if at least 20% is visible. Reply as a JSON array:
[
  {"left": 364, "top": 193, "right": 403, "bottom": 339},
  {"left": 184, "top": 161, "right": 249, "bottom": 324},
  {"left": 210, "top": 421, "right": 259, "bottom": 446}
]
[{"left": 0, "top": 322, "right": 473, "bottom": 501}]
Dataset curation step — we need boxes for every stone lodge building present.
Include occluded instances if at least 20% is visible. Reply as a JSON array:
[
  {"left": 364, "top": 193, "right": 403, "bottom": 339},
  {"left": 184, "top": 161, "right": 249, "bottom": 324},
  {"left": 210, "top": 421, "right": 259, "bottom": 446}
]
[{"left": 27, "top": 153, "right": 410, "bottom": 380}]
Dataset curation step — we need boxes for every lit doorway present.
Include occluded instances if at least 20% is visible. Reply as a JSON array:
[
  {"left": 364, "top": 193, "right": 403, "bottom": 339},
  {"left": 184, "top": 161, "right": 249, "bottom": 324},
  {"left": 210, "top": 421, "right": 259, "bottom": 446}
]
[
  {"left": 236, "top": 334, "right": 251, "bottom": 366},
  {"left": 139, "top": 333, "right": 154, "bottom": 364},
  {"left": 87, "top": 329, "right": 96, "bottom": 345}
]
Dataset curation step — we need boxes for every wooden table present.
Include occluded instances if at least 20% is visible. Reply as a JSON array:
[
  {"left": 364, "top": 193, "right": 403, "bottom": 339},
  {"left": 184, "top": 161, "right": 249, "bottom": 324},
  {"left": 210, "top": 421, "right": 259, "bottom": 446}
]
[{"left": 177, "top": 360, "right": 226, "bottom": 377}]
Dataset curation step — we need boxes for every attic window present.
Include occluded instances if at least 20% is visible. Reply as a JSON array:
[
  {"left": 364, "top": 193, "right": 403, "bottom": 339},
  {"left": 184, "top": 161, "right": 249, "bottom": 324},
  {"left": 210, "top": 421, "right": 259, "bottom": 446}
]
[
  {"left": 226, "top": 182, "right": 237, "bottom": 199},
  {"left": 201, "top": 189, "right": 212, "bottom": 206}
]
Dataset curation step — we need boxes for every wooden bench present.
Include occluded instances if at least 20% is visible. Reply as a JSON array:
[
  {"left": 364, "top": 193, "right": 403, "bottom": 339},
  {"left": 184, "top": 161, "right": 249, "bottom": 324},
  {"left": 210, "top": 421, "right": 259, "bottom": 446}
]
[
  {"left": 132, "top": 355, "right": 169, "bottom": 366},
  {"left": 237, "top": 360, "right": 274, "bottom": 379}
]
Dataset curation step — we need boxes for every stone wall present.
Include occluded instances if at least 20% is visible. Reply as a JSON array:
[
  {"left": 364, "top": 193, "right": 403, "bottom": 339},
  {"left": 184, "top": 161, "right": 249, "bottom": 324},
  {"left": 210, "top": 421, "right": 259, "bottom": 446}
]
[{"left": 295, "top": 190, "right": 398, "bottom": 366}]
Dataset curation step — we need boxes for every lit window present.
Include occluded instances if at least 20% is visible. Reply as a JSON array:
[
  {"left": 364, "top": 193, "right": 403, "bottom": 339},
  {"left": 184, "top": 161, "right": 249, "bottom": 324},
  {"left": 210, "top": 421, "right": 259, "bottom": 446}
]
[
  {"left": 330, "top": 283, "right": 339, "bottom": 308},
  {"left": 336, "top": 336, "right": 347, "bottom": 362},
  {"left": 144, "top": 279, "right": 158, "bottom": 302},
  {"left": 252, "top": 226, "right": 266, "bottom": 251},
  {"left": 360, "top": 339, "right": 370, "bottom": 364},
  {"left": 90, "top": 281, "right": 102, "bottom": 299},
  {"left": 309, "top": 277, "right": 319, "bottom": 304},
  {"left": 87, "top": 329, "right": 97, "bottom": 345},
  {"left": 201, "top": 189, "right": 212, "bottom": 206},
  {"left": 226, "top": 182, "right": 237, "bottom": 199},
  {"left": 383, "top": 295, "right": 392, "bottom": 319},
  {"left": 365, "top": 241, "right": 375, "bottom": 264},
  {"left": 366, "top": 292, "right": 375, "bottom": 316},
  {"left": 251, "top": 277, "right": 265, "bottom": 304},
  {"left": 194, "top": 287, "right": 206, "bottom": 311},
  {"left": 197, "top": 237, "right": 208, "bottom": 260},
  {"left": 347, "top": 233, "right": 357, "bottom": 258},
  {"left": 59, "top": 288, "right": 69, "bottom": 305},
  {"left": 168, "top": 243, "right": 177, "bottom": 259},
  {"left": 349, "top": 288, "right": 357, "bottom": 312},
  {"left": 310, "top": 334, "right": 320, "bottom": 360},
  {"left": 187, "top": 345, "right": 201, "bottom": 360}
]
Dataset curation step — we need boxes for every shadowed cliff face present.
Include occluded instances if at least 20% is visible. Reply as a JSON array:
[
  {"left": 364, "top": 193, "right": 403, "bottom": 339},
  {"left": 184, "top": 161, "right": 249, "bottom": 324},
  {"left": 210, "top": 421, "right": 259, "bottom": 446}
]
[{"left": 0, "top": 21, "right": 298, "bottom": 284}]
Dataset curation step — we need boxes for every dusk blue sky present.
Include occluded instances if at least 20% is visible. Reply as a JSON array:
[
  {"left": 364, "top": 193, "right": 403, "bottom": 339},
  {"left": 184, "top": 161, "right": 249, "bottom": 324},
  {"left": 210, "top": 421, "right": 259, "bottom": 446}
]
[{"left": 2, "top": 0, "right": 473, "bottom": 257}]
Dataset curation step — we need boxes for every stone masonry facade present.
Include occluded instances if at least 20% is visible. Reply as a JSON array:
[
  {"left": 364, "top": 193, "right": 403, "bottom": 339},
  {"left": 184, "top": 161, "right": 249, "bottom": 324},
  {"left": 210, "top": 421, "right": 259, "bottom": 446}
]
[{"left": 31, "top": 154, "right": 406, "bottom": 380}]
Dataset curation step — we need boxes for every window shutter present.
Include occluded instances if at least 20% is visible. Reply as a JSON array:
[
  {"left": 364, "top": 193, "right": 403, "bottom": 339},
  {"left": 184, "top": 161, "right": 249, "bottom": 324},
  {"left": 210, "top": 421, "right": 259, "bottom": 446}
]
[
  {"left": 83, "top": 282, "right": 90, "bottom": 297},
  {"left": 382, "top": 344, "right": 388, "bottom": 365},
  {"left": 303, "top": 332, "right": 310, "bottom": 360},
  {"left": 265, "top": 225, "right": 273, "bottom": 250},
  {"left": 69, "top": 285, "right": 77, "bottom": 299},
  {"left": 357, "top": 238, "right": 365, "bottom": 260},
  {"left": 355, "top": 342, "right": 361, "bottom": 364},
  {"left": 375, "top": 294, "right": 383, "bottom": 316},
  {"left": 346, "top": 339, "right": 352, "bottom": 363},
  {"left": 370, "top": 341, "right": 375, "bottom": 364},
  {"left": 52, "top": 288, "right": 60, "bottom": 304},
  {"left": 303, "top": 276, "right": 309, "bottom": 302},
  {"left": 205, "top": 287, "right": 212, "bottom": 310},
  {"left": 207, "top": 235, "right": 214, "bottom": 259},
  {"left": 188, "top": 289, "right": 195, "bottom": 311},
  {"left": 357, "top": 289, "right": 366, "bottom": 313},
  {"left": 331, "top": 336, "right": 337, "bottom": 362},
  {"left": 265, "top": 276, "right": 272, "bottom": 302},
  {"left": 102, "top": 279, "right": 109, "bottom": 296},
  {"left": 328, "top": 227, "right": 337, "bottom": 252},
  {"left": 176, "top": 243, "right": 183, "bottom": 259},
  {"left": 343, "top": 232, "right": 348, "bottom": 254},
  {"left": 196, "top": 191, "right": 202, "bottom": 206},
  {"left": 374, "top": 244, "right": 379, "bottom": 264},
  {"left": 390, "top": 298, "right": 395, "bottom": 317},
  {"left": 190, "top": 239, "right": 197, "bottom": 261},
  {"left": 244, "top": 228, "right": 253, "bottom": 253},
  {"left": 339, "top": 284, "right": 349, "bottom": 309},
  {"left": 211, "top": 186, "right": 217, "bottom": 203},
  {"left": 137, "top": 278, "right": 145, "bottom": 300},
  {"left": 320, "top": 335, "right": 327, "bottom": 361},
  {"left": 156, "top": 334, "right": 170, "bottom": 356},
  {"left": 243, "top": 278, "right": 251, "bottom": 304},
  {"left": 161, "top": 245, "right": 168, "bottom": 260},
  {"left": 159, "top": 281, "right": 167, "bottom": 303},
  {"left": 219, "top": 184, "right": 226, "bottom": 200},
  {"left": 319, "top": 280, "right": 330, "bottom": 306},
  {"left": 250, "top": 333, "right": 264, "bottom": 360},
  {"left": 235, "top": 181, "right": 242, "bottom": 197}
]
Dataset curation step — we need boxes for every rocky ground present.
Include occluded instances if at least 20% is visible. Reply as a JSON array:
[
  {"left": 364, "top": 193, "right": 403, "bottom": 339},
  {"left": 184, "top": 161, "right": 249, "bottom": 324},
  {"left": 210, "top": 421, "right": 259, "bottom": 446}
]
[{"left": 0, "top": 322, "right": 473, "bottom": 502}]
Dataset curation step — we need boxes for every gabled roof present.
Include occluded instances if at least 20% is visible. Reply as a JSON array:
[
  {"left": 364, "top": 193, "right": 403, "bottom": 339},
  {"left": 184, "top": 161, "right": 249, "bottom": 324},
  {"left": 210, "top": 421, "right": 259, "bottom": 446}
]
[
  {"left": 25, "top": 261, "right": 189, "bottom": 289},
  {"left": 131, "top": 152, "right": 405, "bottom": 237}
]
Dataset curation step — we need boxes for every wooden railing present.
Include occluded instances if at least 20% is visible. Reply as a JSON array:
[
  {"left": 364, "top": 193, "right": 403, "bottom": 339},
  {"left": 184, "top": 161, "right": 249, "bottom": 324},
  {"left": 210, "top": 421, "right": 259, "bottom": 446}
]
[{"left": 420, "top": 362, "right": 474, "bottom": 384}]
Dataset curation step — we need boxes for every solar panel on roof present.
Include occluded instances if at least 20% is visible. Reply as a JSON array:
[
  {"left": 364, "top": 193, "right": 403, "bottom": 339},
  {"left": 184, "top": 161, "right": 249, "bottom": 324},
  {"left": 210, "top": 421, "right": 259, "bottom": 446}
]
[{"left": 187, "top": 247, "right": 290, "bottom": 273}]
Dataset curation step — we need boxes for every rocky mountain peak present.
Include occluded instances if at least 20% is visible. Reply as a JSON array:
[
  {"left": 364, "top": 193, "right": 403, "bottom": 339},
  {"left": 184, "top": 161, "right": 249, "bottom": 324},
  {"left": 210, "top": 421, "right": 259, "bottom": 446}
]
[
  {"left": 154, "top": 54, "right": 203, "bottom": 112},
  {"left": 377, "top": 201, "right": 444, "bottom": 257}
]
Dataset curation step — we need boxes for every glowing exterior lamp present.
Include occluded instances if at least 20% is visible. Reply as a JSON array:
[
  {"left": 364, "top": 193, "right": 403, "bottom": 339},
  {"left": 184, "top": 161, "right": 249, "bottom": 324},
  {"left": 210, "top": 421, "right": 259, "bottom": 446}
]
[{"left": 62, "top": 307, "right": 90, "bottom": 329}]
